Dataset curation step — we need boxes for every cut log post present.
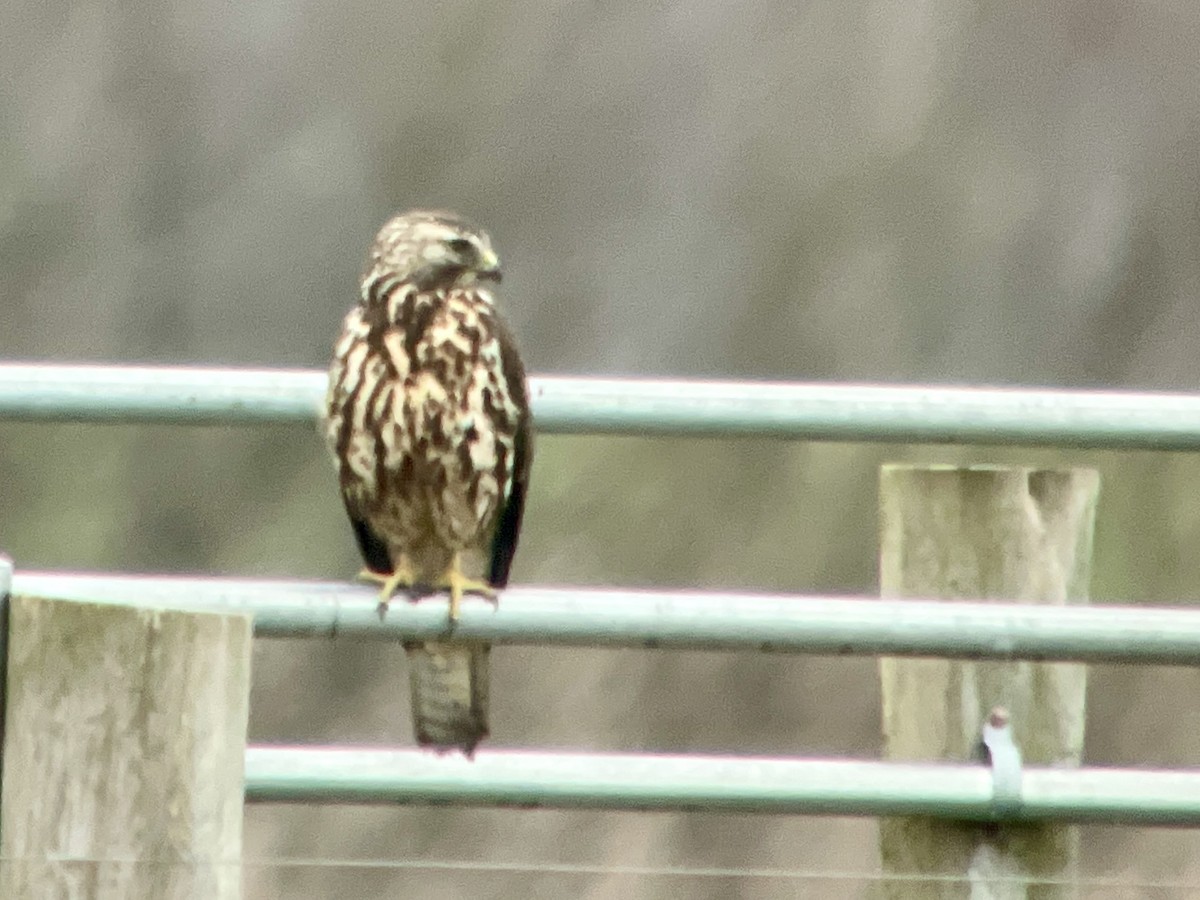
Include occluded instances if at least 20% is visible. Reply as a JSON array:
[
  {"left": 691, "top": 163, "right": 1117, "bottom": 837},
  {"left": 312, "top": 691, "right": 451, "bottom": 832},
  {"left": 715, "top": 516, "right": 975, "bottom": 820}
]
[
  {"left": 878, "top": 465, "right": 1099, "bottom": 899},
  {"left": 0, "top": 586, "right": 251, "bottom": 899}
]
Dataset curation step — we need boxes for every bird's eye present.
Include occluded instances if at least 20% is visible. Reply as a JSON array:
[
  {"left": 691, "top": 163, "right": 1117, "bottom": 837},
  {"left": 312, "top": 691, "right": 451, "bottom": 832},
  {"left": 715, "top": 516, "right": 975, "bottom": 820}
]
[{"left": 445, "top": 237, "right": 476, "bottom": 257}]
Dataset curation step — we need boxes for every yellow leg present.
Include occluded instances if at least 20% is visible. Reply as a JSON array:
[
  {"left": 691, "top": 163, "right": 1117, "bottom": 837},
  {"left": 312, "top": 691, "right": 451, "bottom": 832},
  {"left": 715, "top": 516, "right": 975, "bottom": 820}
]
[
  {"left": 358, "top": 556, "right": 416, "bottom": 616},
  {"left": 433, "top": 551, "right": 495, "bottom": 623}
]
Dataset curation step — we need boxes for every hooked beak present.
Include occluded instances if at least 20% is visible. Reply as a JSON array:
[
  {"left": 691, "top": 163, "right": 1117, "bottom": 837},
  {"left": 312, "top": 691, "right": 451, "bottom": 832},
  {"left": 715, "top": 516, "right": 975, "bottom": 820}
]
[{"left": 477, "top": 247, "right": 502, "bottom": 282}]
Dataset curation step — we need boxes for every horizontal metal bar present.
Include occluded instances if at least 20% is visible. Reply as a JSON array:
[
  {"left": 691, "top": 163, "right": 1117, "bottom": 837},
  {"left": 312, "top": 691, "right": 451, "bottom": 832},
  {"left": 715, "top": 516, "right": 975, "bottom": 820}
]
[
  {"left": 4, "top": 363, "right": 1200, "bottom": 447},
  {"left": 0, "top": 364, "right": 323, "bottom": 426},
  {"left": 13, "top": 571, "right": 1200, "bottom": 665},
  {"left": 244, "top": 746, "right": 1200, "bottom": 825}
]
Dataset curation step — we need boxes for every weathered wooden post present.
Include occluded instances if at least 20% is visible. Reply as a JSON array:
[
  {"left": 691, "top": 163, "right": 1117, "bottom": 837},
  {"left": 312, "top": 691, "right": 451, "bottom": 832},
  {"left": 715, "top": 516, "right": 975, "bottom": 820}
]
[
  {"left": 878, "top": 465, "right": 1098, "bottom": 899},
  {"left": 0, "top": 560, "right": 251, "bottom": 899}
]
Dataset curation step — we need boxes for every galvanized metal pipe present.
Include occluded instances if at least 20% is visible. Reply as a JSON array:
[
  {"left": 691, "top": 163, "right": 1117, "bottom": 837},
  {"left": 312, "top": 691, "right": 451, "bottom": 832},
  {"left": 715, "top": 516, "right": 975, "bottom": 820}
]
[
  {"left": 12, "top": 571, "right": 1200, "bottom": 665},
  {"left": 3, "top": 363, "right": 1200, "bottom": 447},
  {"left": 243, "top": 746, "right": 1200, "bottom": 825}
]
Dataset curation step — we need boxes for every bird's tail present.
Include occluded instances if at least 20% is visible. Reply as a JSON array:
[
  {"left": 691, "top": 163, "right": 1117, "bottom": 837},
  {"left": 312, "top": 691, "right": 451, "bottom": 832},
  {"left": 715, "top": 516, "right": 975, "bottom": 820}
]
[{"left": 404, "top": 641, "right": 490, "bottom": 755}]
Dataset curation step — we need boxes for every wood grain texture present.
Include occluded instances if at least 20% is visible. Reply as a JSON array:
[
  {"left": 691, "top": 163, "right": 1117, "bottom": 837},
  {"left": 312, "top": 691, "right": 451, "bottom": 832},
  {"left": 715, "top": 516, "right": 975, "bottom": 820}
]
[
  {"left": 0, "top": 596, "right": 251, "bottom": 899},
  {"left": 878, "top": 465, "right": 1099, "bottom": 900}
]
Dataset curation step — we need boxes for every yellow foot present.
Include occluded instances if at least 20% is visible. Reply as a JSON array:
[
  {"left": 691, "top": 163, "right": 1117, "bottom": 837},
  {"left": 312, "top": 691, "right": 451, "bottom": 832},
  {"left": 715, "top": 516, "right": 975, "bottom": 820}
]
[
  {"left": 358, "top": 563, "right": 415, "bottom": 618},
  {"left": 433, "top": 553, "right": 496, "bottom": 623}
]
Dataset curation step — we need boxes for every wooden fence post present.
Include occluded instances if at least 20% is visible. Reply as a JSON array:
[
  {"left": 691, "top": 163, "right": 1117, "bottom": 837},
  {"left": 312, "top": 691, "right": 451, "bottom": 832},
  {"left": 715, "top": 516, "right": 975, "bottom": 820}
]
[
  {"left": 0, "top": 585, "right": 251, "bottom": 899},
  {"left": 878, "top": 465, "right": 1099, "bottom": 899}
]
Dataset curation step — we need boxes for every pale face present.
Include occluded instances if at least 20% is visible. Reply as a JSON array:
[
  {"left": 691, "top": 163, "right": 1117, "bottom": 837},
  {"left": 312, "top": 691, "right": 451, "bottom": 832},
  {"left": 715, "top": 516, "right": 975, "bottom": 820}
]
[{"left": 368, "top": 210, "right": 501, "bottom": 294}]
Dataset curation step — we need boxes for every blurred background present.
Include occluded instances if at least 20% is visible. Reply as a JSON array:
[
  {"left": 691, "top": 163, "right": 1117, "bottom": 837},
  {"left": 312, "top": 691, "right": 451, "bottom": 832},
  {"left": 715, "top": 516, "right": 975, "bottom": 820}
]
[{"left": 3, "top": 0, "right": 1200, "bottom": 895}]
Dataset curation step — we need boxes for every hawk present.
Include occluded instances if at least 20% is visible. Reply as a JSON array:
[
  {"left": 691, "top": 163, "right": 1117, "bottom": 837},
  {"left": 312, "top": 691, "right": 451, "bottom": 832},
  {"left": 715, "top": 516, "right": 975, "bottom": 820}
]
[{"left": 323, "top": 209, "right": 532, "bottom": 755}]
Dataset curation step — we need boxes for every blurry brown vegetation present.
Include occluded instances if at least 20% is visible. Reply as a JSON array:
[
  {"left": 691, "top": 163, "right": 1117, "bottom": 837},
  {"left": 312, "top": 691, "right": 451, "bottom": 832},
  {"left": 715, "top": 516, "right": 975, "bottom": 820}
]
[{"left": 3, "top": 0, "right": 1200, "bottom": 895}]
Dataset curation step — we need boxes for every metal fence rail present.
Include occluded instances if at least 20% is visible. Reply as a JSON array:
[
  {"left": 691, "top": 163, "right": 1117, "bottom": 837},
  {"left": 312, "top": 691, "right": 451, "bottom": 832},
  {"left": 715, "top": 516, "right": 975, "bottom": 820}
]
[
  {"left": 10, "top": 562, "right": 1200, "bottom": 827},
  {"left": 4, "top": 362, "right": 1200, "bottom": 447},
  {"left": 6, "top": 362, "right": 1200, "bottom": 838},
  {"left": 13, "top": 570, "right": 1200, "bottom": 664},
  {"left": 244, "top": 746, "right": 1200, "bottom": 826}
]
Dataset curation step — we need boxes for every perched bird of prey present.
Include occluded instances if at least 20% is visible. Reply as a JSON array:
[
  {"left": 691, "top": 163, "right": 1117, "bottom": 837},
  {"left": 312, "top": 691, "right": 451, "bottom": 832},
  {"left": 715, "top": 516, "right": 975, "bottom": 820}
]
[{"left": 323, "top": 209, "right": 532, "bottom": 755}]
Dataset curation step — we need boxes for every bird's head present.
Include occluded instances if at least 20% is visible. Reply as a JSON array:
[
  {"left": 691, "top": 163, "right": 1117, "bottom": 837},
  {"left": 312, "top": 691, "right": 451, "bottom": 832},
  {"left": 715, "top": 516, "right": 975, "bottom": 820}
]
[{"left": 363, "top": 209, "right": 501, "bottom": 301}]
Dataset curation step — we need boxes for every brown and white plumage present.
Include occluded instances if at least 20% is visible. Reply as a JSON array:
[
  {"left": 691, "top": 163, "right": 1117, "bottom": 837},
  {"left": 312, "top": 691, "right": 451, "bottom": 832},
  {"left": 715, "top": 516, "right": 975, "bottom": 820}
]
[{"left": 323, "top": 209, "right": 532, "bottom": 755}]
